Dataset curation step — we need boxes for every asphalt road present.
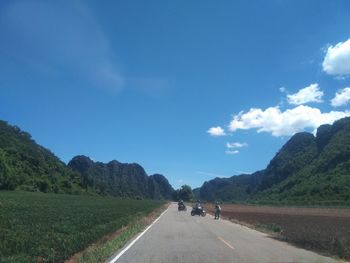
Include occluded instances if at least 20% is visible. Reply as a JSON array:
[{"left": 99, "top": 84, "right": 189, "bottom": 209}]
[{"left": 108, "top": 203, "right": 342, "bottom": 263}]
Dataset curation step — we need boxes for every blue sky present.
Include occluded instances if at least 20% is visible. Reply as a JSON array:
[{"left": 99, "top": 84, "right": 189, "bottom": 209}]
[{"left": 1, "top": 0, "right": 350, "bottom": 189}]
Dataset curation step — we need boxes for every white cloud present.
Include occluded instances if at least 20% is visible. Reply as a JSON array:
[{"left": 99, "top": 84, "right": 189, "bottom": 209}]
[
  {"left": 225, "top": 150, "right": 240, "bottom": 155},
  {"left": 279, "top": 86, "right": 286, "bottom": 93},
  {"left": 226, "top": 142, "right": 248, "bottom": 149},
  {"left": 229, "top": 105, "right": 350, "bottom": 137},
  {"left": 287, "top": 83, "right": 323, "bottom": 105},
  {"left": 322, "top": 38, "right": 350, "bottom": 76},
  {"left": 207, "top": 126, "right": 226, "bottom": 137},
  {"left": 331, "top": 87, "right": 350, "bottom": 107}
]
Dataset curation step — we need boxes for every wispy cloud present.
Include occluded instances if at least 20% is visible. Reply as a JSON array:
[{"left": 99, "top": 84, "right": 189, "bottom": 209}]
[
  {"left": 279, "top": 86, "right": 286, "bottom": 93},
  {"left": 225, "top": 150, "right": 240, "bottom": 155},
  {"left": 196, "top": 171, "right": 229, "bottom": 178},
  {"left": 129, "top": 77, "right": 171, "bottom": 97},
  {"left": 0, "top": 1, "right": 124, "bottom": 92},
  {"left": 226, "top": 142, "right": 248, "bottom": 149},
  {"left": 196, "top": 170, "right": 251, "bottom": 178},
  {"left": 233, "top": 170, "right": 252, "bottom": 175},
  {"left": 225, "top": 142, "right": 248, "bottom": 155}
]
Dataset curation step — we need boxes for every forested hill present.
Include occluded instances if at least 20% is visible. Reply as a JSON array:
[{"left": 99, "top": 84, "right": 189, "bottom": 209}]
[
  {"left": 0, "top": 120, "right": 174, "bottom": 199},
  {"left": 199, "top": 117, "right": 350, "bottom": 204},
  {"left": 68, "top": 156, "right": 174, "bottom": 199},
  {"left": 0, "top": 120, "right": 82, "bottom": 193}
]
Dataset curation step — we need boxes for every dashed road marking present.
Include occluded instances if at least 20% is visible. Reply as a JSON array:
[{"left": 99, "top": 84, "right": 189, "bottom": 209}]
[{"left": 218, "top": 236, "right": 235, "bottom": 250}]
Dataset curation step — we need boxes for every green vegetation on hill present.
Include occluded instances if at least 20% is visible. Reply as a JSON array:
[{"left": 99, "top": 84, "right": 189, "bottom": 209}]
[
  {"left": 258, "top": 132, "right": 317, "bottom": 192},
  {"left": 0, "top": 191, "right": 163, "bottom": 263},
  {"left": 199, "top": 171, "right": 263, "bottom": 202},
  {"left": 199, "top": 117, "right": 350, "bottom": 205},
  {"left": 0, "top": 120, "right": 81, "bottom": 194},
  {"left": 0, "top": 120, "right": 174, "bottom": 199},
  {"left": 68, "top": 156, "right": 174, "bottom": 199},
  {"left": 150, "top": 173, "right": 174, "bottom": 200},
  {"left": 261, "top": 117, "right": 350, "bottom": 204},
  {"left": 172, "top": 184, "right": 194, "bottom": 201}
]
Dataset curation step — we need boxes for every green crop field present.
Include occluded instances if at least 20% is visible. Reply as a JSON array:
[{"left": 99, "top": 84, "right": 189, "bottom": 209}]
[{"left": 0, "top": 191, "right": 164, "bottom": 263}]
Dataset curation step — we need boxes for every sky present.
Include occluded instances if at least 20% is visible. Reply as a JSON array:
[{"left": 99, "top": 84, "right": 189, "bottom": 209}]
[{"left": 1, "top": 0, "right": 350, "bottom": 189}]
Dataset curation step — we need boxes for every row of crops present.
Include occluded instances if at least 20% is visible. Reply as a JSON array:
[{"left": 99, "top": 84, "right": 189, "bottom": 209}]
[{"left": 0, "top": 191, "right": 163, "bottom": 262}]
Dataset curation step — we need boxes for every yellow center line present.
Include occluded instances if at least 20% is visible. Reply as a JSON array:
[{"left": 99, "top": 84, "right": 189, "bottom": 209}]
[{"left": 217, "top": 236, "right": 235, "bottom": 250}]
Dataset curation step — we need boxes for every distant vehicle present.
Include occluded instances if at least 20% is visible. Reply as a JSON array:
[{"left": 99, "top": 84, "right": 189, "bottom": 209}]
[
  {"left": 178, "top": 203, "right": 187, "bottom": 211},
  {"left": 191, "top": 205, "right": 206, "bottom": 217}
]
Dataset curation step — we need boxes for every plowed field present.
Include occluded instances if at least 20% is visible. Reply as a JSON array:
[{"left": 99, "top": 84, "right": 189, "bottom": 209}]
[{"left": 205, "top": 204, "right": 350, "bottom": 260}]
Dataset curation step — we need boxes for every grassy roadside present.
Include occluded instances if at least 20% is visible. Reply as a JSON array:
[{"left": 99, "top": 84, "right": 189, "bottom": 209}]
[{"left": 67, "top": 204, "right": 169, "bottom": 263}]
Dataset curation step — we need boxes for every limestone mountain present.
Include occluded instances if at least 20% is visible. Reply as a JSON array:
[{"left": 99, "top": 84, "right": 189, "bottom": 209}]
[
  {"left": 0, "top": 120, "right": 174, "bottom": 199},
  {"left": 68, "top": 155, "right": 174, "bottom": 199},
  {"left": 198, "top": 117, "right": 350, "bottom": 204}
]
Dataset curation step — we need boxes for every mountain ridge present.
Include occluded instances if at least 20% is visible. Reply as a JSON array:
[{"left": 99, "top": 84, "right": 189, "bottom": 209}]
[
  {"left": 0, "top": 120, "right": 174, "bottom": 199},
  {"left": 198, "top": 117, "right": 350, "bottom": 204},
  {"left": 68, "top": 155, "right": 174, "bottom": 199}
]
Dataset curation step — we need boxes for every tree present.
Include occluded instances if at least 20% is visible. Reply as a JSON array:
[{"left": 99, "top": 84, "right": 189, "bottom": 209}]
[
  {"left": 0, "top": 153, "right": 15, "bottom": 190},
  {"left": 178, "top": 185, "right": 194, "bottom": 201}
]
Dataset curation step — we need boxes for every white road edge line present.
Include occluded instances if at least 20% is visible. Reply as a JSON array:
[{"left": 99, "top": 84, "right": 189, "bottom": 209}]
[{"left": 109, "top": 206, "right": 169, "bottom": 263}]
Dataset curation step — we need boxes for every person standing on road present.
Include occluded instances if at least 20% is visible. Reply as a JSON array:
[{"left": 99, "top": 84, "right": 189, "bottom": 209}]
[{"left": 214, "top": 201, "right": 221, "bottom": 220}]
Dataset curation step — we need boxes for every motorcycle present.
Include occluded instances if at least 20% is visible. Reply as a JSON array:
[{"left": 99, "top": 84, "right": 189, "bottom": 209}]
[
  {"left": 178, "top": 203, "right": 187, "bottom": 211},
  {"left": 191, "top": 206, "right": 206, "bottom": 217}
]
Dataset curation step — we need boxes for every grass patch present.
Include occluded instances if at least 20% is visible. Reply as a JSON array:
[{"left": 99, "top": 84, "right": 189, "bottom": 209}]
[
  {"left": 76, "top": 223, "right": 141, "bottom": 263},
  {"left": 256, "top": 223, "right": 282, "bottom": 234},
  {"left": 74, "top": 206, "right": 166, "bottom": 263},
  {"left": 0, "top": 191, "right": 164, "bottom": 263}
]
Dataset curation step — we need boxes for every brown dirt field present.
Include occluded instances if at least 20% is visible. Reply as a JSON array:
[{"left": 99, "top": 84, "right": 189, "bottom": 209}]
[{"left": 205, "top": 204, "right": 350, "bottom": 260}]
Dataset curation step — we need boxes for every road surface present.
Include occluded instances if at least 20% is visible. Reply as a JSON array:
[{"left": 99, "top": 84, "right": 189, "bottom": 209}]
[{"left": 108, "top": 203, "right": 342, "bottom": 263}]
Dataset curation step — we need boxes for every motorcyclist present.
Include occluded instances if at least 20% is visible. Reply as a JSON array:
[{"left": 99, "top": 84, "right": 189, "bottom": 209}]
[
  {"left": 191, "top": 200, "right": 206, "bottom": 216},
  {"left": 178, "top": 199, "right": 185, "bottom": 209},
  {"left": 195, "top": 200, "right": 202, "bottom": 212},
  {"left": 214, "top": 201, "right": 221, "bottom": 220}
]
